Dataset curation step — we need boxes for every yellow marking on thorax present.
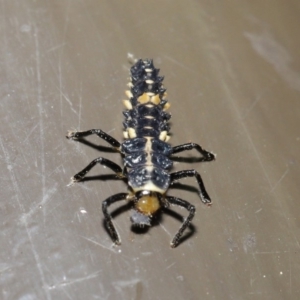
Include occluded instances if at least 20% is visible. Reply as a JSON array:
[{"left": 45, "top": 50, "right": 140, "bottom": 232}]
[
  {"left": 145, "top": 137, "right": 153, "bottom": 165},
  {"left": 145, "top": 137, "right": 152, "bottom": 151},
  {"left": 132, "top": 181, "right": 167, "bottom": 194}
]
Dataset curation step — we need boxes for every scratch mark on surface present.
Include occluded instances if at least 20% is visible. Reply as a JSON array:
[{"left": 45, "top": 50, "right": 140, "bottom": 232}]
[
  {"left": 46, "top": 199, "right": 66, "bottom": 217},
  {"left": 106, "top": 128, "right": 116, "bottom": 135},
  {"left": 113, "top": 279, "right": 142, "bottom": 292},
  {"left": 241, "top": 80, "right": 277, "bottom": 120},
  {"left": 20, "top": 184, "right": 58, "bottom": 225},
  {"left": 48, "top": 164, "right": 65, "bottom": 177},
  {"left": 166, "top": 262, "right": 176, "bottom": 270},
  {"left": 251, "top": 251, "right": 262, "bottom": 278},
  {"left": 130, "top": 12, "right": 162, "bottom": 30},
  {"left": 0, "top": 264, "right": 15, "bottom": 274},
  {"left": 246, "top": 124, "right": 272, "bottom": 187},
  {"left": 289, "top": 249, "right": 292, "bottom": 294},
  {"left": 220, "top": 80, "right": 273, "bottom": 190},
  {"left": 57, "top": 0, "right": 71, "bottom": 120},
  {"left": 49, "top": 271, "right": 101, "bottom": 289},
  {"left": 59, "top": 89, "right": 78, "bottom": 115},
  {"left": 164, "top": 55, "right": 197, "bottom": 74},
  {"left": 250, "top": 276, "right": 257, "bottom": 287},
  {"left": 159, "top": 222, "right": 172, "bottom": 237},
  {"left": 0, "top": 133, "right": 51, "bottom": 300},
  {"left": 76, "top": 82, "right": 83, "bottom": 152},
  {"left": 22, "top": 25, "right": 52, "bottom": 300},
  {"left": 59, "top": 56, "right": 63, "bottom": 118},
  {"left": 270, "top": 168, "right": 289, "bottom": 193},
  {"left": 245, "top": 30, "right": 300, "bottom": 91},
  {"left": 47, "top": 43, "right": 66, "bottom": 53},
  {"left": 78, "top": 81, "right": 83, "bottom": 130},
  {"left": 23, "top": 123, "right": 39, "bottom": 143},
  {"left": 254, "top": 250, "right": 288, "bottom": 254},
  {"left": 34, "top": 26, "right": 46, "bottom": 202},
  {"left": 59, "top": 271, "right": 101, "bottom": 286},
  {"left": 80, "top": 236, "right": 119, "bottom": 253}
]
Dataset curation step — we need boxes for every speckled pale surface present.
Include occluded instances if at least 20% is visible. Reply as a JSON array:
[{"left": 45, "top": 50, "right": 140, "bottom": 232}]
[{"left": 1, "top": 1, "right": 300, "bottom": 299}]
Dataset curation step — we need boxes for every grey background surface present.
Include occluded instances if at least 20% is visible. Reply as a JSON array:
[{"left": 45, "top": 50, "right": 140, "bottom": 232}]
[{"left": 1, "top": 1, "right": 300, "bottom": 299}]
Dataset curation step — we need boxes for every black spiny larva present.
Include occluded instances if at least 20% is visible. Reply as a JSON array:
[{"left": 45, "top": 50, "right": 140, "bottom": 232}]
[{"left": 67, "top": 59, "right": 215, "bottom": 248}]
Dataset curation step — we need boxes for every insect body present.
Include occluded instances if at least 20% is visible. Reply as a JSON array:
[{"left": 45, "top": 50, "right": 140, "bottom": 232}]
[{"left": 67, "top": 59, "right": 215, "bottom": 247}]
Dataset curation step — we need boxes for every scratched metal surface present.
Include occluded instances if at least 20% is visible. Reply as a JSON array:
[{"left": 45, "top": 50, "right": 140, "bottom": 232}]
[{"left": 1, "top": 1, "right": 300, "bottom": 299}]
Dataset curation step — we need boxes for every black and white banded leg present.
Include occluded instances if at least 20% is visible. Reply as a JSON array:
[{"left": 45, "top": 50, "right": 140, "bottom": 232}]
[
  {"left": 102, "top": 193, "right": 128, "bottom": 245},
  {"left": 170, "top": 169, "right": 212, "bottom": 205},
  {"left": 172, "top": 142, "right": 215, "bottom": 162},
  {"left": 67, "top": 129, "right": 121, "bottom": 149},
  {"left": 166, "top": 196, "right": 196, "bottom": 248}
]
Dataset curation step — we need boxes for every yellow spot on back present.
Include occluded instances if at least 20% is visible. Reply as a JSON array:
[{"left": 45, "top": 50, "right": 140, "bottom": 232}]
[
  {"left": 137, "top": 93, "right": 150, "bottom": 104},
  {"left": 137, "top": 92, "right": 165, "bottom": 105},
  {"left": 150, "top": 94, "right": 160, "bottom": 105}
]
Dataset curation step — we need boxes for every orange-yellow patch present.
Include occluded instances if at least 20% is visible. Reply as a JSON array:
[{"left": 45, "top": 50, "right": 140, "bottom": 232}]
[{"left": 136, "top": 195, "right": 160, "bottom": 215}]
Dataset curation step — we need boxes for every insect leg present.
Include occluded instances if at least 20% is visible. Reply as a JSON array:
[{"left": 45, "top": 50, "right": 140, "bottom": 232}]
[
  {"left": 170, "top": 169, "right": 212, "bottom": 205},
  {"left": 166, "top": 196, "right": 195, "bottom": 248},
  {"left": 102, "top": 193, "right": 128, "bottom": 245},
  {"left": 172, "top": 142, "right": 215, "bottom": 161},
  {"left": 71, "top": 157, "right": 123, "bottom": 182},
  {"left": 67, "top": 129, "right": 121, "bottom": 149}
]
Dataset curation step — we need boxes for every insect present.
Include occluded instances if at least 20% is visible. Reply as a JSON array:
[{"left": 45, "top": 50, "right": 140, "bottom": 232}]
[{"left": 67, "top": 59, "right": 215, "bottom": 247}]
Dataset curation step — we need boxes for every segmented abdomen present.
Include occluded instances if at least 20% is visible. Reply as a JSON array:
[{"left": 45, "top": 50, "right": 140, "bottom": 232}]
[{"left": 121, "top": 59, "right": 173, "bottom": 194}]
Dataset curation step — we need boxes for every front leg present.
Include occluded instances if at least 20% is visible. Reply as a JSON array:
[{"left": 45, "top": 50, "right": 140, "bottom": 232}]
[
  {"left": 71, "top": 157, "right": 124, "bottom": 182},
  {"left": 67, "top": 129, "right": 121, "bottom": 149},
  {"left": 170, "top": 169, "right": 212, "bottom": 205},
  {"left": 172, "top": 142, "right": 215, "bottom": 162}
]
